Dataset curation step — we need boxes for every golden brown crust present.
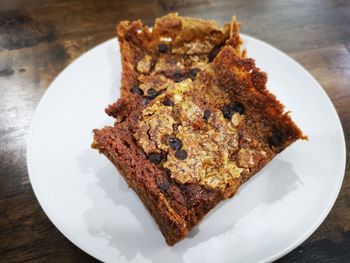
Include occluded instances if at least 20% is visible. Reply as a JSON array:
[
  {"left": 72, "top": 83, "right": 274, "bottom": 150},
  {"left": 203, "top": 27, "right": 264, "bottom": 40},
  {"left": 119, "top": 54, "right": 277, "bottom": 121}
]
[
  {"left": 92, "top": 122, "right": 223, "bottom": 245},
  {"left": 93, "top": 126, "right": 189, "bottom": 245},
  {"left": 210, "top": 46, "right": 308, "bottom": 150},
  {"left": 93, "top": 45, "right": 306, "bottom": 245},
  {"left": 107, "top": 13, "right": 243, "bottom": 122}
]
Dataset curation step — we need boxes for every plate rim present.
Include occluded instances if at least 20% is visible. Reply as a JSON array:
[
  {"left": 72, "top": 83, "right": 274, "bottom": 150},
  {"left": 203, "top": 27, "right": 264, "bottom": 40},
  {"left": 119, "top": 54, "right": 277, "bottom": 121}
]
[{"left": 26, "top": 34, "right": 347, "bottom": 263}]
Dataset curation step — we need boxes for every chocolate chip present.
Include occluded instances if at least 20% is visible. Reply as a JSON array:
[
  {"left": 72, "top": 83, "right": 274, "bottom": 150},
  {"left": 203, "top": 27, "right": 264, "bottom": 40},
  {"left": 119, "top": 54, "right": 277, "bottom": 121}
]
[
  {"left": 162, "top": 97, "right": 174, "bottom": 106},
  {"left": 208, "top": 45, "right": 223, "bottom": 62},
  {"left": 148, "top": 152, "right": 166, "bottom": 164},
  {"left": 222, "top": 102, "right": 245, "bottom": 119},
  {"left": 130, "top": 86, "right": 143, "bottom": 96},
  {"left": 173, "top": 72, "right": 185, "bottom": 83},
  {"left": 175, "top": 149, "right": 187, "bottom": 160},
  {"left": 158, "top": 177, "right": 171, "bottom": 192},
  {"left": 188, "top": 68, "right": 200, "bottom": 81},
  {"left": 158, "top": 44, "right": 169, "bottom": 53},
  {"left": 232, "top": 102, "right": 245, "bottom": 115},
  {"left": 147, "top": 88, "right": 159, "bottom": 99},
  {"left": 169, "top": 137, "right": 182, "bottom": 150},
  {"left": 203, "top": 109, "right": 211, "bottom": 121},
  {"left": 142, "top": 97, "right": 151, "bottom": 105},
  {"left": 222, "top": 105, "right": 234, "bottom": 119},
  {"left": 268, "top": 131, "right": 284, "bottom": 148},
  {"left": 164, "top": 168, "right": 172, "bottom": 176},
  {"left": 158, "top": 181, "right": 171, "bottom": 192}
]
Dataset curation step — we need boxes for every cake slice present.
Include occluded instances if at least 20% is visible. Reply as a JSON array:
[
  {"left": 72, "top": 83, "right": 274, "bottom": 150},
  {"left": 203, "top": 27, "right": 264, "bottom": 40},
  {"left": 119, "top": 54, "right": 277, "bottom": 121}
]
[
  {"left": 92, "top": 46, "right": 306, "bottom": 245},
  {"left": 106, "top": 13, "right": 244, "bottom": 122}
]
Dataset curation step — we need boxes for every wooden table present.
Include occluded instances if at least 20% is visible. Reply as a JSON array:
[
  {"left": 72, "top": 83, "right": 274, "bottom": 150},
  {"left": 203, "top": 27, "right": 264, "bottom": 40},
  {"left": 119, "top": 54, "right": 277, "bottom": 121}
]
[{"left": 0, "top": 0, "right": 349, "bottom": 262}]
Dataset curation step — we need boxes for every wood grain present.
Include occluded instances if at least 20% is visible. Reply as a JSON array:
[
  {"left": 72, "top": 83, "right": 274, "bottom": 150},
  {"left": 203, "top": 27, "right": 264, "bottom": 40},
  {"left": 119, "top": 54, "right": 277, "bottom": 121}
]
[{"left": 0, "top": 0, "right": 349, "bottom": 262}]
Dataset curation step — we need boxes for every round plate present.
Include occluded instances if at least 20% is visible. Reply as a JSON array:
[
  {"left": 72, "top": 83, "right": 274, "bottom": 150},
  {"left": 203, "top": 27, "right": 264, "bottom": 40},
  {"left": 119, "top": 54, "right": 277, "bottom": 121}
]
[{"left": 27, "top": 35, "right": 346, "bottom": 263}]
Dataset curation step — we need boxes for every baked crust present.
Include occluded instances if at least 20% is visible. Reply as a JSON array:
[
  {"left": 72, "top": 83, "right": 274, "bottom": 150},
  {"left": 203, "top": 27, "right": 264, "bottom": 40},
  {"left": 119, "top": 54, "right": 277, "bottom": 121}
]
[
  {"left": 92, "top": 46, "right": 306, "bottom": 245},
  {"left": 106, "top": 13, "right": 243, "bottom": 122}
]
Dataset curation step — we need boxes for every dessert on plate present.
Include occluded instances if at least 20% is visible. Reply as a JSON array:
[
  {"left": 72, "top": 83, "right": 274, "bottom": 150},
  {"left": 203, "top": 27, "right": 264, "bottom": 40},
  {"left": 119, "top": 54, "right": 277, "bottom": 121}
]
[
  {"left": 106, "top": 13, "right": 244, "bottom": 122},
  {"left": 92, "top": 44, "right": 306, "bottom": 245}
]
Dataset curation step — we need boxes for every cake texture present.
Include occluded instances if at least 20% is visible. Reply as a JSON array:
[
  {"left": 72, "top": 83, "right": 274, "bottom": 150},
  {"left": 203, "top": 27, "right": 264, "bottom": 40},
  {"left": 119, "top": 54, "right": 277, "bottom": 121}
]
[
  {"left": 106, "top": 13, "right": 244, "bottom": 122},
  {"left": 92, "top": 46, "right": 306, "bottom": 245}
]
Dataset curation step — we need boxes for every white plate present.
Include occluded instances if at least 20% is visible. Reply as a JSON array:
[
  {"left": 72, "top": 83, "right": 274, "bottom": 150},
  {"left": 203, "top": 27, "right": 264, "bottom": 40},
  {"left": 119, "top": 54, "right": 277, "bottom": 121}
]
[{"left": 27, "top": 35, "right": 346, "bottom": 263}]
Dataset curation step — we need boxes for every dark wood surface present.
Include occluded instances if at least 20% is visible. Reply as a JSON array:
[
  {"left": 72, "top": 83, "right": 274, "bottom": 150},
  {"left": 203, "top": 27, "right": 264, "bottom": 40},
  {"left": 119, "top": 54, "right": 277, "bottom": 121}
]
[{"left": 0, "top": 0, "right": 349, "bottom": 262}]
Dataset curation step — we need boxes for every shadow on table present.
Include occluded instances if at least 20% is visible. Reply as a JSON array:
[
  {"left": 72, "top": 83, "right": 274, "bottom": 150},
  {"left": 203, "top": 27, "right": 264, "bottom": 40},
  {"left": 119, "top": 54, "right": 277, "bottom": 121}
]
[{"left": 79, "top": 146, "right": 315, "bottom": 262}]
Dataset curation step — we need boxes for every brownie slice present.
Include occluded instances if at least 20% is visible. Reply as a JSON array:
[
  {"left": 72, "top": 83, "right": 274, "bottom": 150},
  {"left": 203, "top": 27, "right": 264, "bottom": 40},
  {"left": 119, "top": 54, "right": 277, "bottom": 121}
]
[
  {"left": 106, "top": 13, "right": 244, "bottom": 122},
  {"left": 92, "top": 46, "right": 306, "bottom": 245}
]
